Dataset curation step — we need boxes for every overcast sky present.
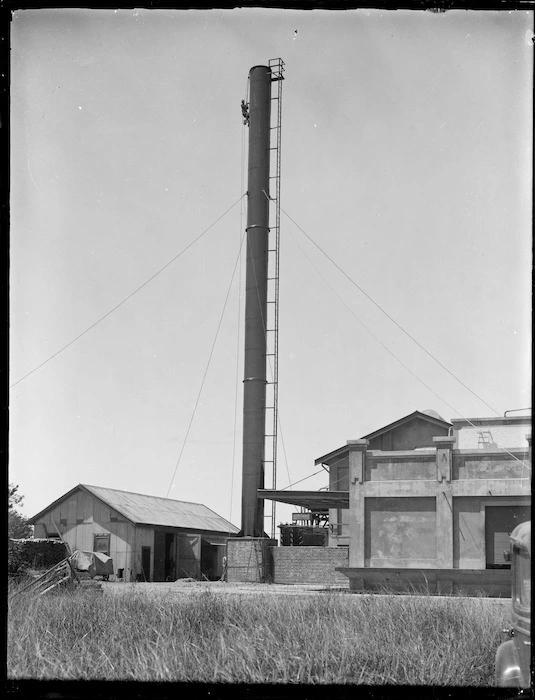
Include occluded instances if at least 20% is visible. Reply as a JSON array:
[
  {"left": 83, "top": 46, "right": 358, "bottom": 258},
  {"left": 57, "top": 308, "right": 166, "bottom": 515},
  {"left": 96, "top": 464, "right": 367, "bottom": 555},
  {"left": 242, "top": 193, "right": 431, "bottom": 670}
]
[{"left": 10, "top": 9, "right": 532, "bottom": 530}]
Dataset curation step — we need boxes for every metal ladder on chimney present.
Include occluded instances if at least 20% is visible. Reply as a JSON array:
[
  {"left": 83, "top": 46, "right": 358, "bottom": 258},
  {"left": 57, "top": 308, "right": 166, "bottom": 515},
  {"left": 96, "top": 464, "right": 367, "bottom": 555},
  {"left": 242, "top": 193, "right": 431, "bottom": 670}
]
[{"left": 264, "top": 58, "right": 284, "bottom": 540}]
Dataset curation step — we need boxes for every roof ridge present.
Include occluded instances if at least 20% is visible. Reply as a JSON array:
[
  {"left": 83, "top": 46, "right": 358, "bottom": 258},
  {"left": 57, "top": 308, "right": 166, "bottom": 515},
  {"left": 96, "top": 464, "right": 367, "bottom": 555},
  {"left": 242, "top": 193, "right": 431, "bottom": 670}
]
[{"left": 81, "top": 484, "right": 207, "bottom": 508}]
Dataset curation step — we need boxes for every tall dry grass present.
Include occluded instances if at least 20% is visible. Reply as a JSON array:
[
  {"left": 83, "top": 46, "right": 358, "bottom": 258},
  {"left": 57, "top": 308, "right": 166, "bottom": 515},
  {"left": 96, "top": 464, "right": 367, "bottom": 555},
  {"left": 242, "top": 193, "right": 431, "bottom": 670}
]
[{"left": 8, "top": 587, "right": 506, "bottom": 684}]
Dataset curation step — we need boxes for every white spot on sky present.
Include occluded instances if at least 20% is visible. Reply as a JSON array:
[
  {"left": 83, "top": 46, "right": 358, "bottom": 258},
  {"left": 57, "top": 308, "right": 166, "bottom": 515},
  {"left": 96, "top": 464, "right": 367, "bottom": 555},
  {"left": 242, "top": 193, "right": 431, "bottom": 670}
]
[
  {"left": 289, "top": 352, "right": 296, "bottom": 360},
  {"left": 165, "top": 188, "right": 169, "bottom": 192},
  {"left": 78, "top": 106, "right": 82, "bottom": 110}
]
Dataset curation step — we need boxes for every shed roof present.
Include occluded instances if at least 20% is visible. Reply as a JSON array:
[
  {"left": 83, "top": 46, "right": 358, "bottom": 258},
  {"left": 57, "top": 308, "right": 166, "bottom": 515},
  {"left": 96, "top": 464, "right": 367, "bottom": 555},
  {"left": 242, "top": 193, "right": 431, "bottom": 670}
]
[
  {"left": 29, "top": 484, "right": 239, "bottom": 535},
  {"left": 315, "top": 410, "right": 452, "bottom": 465}
]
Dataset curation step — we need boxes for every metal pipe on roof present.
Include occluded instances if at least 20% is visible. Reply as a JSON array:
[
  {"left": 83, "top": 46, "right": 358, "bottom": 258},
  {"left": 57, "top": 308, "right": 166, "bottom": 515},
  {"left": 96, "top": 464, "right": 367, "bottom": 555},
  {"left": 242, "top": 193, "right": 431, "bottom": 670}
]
[{"left": 241, "top": 65, "right": 272, "bottom": 537}]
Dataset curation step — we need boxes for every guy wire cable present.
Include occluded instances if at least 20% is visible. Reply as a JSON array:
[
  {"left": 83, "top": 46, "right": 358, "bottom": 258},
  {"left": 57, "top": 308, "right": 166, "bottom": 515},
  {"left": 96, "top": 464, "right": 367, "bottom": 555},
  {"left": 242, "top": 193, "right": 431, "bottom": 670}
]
[
  {"left": 280, "top": 205, "right": 502, "bottom": 419},
  {"left": 11, "top": 194, "right": 246, "bottom": 390},
  {"left": 165, "top": 226, "right": 247, "bottom": 498},
  {"left": 281, "top": 207, "right": 529, "bottom": 471}
]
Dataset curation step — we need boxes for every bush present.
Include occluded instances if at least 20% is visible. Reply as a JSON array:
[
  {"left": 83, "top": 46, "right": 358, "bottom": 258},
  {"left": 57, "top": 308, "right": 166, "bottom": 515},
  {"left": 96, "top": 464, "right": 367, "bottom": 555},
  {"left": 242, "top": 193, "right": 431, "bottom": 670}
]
[
  {"left": 8, "top": 510, "right": 33, "bottom": 539},
  {"left": 8, "top": 538, "right": 69, "bottom": 577},
  {"left": 8, "top": 484, "right": 33, "bottom": 539}
]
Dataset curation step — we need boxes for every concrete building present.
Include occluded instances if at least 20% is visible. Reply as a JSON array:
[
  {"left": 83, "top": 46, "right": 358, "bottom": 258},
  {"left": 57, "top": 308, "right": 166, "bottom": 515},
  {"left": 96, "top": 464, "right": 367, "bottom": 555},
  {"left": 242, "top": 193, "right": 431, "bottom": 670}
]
[
  {"left": 319, "top": 410, "right": 452, "bottom": 547},
  {"left": 261, "top": 410, "right": 531, "bottom": 594},
  {"left": 28, "top": 484, "right": 239, "bottom": 582}
]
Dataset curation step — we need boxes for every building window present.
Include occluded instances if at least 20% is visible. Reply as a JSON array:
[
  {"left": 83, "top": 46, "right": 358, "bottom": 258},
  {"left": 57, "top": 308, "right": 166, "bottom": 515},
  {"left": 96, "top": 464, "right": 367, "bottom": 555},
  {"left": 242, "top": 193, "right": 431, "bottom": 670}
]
[{"left": 94, "top": 534, "right": 110, "bottom": 556}]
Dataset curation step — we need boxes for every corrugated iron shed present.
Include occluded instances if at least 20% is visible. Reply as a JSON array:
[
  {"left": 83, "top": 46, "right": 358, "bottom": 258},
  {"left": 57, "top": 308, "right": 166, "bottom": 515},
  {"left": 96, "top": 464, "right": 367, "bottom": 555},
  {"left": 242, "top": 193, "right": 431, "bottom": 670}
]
[{"left": 29, "top": 484, "right": 239, "bottom": 535}]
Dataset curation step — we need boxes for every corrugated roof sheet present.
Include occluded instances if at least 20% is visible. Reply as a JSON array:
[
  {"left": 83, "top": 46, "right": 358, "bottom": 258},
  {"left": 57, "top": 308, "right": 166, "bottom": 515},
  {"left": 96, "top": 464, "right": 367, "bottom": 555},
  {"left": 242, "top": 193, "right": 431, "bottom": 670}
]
[{"left": 82, "top": 484, "right": 239, "bottom": 534}]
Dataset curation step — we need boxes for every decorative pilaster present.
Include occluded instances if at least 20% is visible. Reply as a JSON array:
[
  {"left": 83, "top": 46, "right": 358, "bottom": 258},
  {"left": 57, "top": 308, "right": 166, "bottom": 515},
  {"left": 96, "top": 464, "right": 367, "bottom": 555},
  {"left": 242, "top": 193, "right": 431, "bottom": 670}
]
[
  {"left": 433, "top": 436, "right": 455, "bottom": 568},
  {"left": 348, "top": 440, "right": 368, "bottom": 568},
  {"left": 433, "top": 436, "right": 455, "bottom": 483}
]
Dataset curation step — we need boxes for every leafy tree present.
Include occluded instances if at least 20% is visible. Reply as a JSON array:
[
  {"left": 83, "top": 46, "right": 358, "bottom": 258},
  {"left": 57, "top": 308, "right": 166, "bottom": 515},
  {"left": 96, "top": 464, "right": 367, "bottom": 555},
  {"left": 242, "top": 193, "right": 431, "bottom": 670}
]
[
  {"left": 9, "top": 484, "right": 24, "bottom": 509},
  {"left": 8, "top": 483, "right": 33, "bottom": 539}
]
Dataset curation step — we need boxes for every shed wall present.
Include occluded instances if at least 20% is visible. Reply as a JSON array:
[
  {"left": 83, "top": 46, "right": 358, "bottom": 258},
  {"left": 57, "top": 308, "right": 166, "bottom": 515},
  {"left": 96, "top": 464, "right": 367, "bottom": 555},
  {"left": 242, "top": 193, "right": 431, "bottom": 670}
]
[{"left": 32, "top": 490, "right": 133, "bottom": 579}]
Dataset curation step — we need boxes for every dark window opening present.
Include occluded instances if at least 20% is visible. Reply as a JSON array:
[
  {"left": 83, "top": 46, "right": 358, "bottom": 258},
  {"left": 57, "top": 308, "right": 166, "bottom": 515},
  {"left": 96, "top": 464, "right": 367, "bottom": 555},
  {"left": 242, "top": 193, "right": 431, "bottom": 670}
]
[
  {"left": 94, "top": 534, "right": 110, "bottom": 556},
  {"left": 485, "top": 505, "right": 531, "bottom": 569},
  {"left": 140, "top": 546, "right": 151, "bottom": 582}
]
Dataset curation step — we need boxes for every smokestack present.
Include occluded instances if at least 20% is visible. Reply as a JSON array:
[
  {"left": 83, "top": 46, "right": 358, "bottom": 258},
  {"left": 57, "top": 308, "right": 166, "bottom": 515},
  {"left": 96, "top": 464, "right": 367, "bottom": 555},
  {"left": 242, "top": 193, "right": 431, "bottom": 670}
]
[{"left": 241, "top": 65, "right": 272, "bottom": 537}]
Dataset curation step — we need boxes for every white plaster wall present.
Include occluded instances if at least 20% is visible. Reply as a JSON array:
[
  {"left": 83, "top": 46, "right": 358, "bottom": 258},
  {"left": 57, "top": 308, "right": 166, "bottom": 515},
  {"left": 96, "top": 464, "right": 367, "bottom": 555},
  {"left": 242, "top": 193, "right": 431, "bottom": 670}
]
[{"left": 455, "top": 422, "right": 531, "bottom": 450}]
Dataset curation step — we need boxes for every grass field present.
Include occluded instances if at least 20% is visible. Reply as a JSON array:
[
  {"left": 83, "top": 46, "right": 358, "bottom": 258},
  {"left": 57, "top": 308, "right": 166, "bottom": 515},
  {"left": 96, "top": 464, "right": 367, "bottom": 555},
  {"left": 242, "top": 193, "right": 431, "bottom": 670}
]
[{"left": 8, "top": 585, "right": 507, "bottom": 685}]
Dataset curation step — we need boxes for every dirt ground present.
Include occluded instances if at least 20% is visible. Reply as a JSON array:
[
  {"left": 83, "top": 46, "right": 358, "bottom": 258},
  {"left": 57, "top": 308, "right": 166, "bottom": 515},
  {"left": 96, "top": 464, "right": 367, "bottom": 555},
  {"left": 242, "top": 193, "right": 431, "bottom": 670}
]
[
  {"left": 102, "top": 579, "right": 511, "bottom": 606},
  {"left": 103, "top": 580, "right": 346, "bottom": 597}
]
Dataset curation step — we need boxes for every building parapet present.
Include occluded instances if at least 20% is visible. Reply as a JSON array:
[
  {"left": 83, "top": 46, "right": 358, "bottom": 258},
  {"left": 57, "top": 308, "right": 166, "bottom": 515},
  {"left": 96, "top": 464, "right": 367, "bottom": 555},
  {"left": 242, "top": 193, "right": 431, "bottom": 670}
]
[
  {"left": 451, "top": 416, "right": 531, "bottom": 427},
  {"left": 355, "top": 445, "right": 530, "bottom": 484}
]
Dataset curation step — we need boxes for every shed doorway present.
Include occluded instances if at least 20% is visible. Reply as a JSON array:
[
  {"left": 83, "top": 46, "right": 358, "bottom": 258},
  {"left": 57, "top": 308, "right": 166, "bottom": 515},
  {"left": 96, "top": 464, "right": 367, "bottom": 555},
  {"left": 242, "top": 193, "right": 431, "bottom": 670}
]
[
  {"left": 153, "top": 531, "right": 176, "bottom": 582},
  {"left": 177, "top": 534, "right": 200, "bottom": 579},
  {"left": 164, "top": 533, "right": 176, "bottom": 581},
  {"left": 140, "top": 547, "right": 151, "bottom": 582},
  {"left": 201, "top": 540, "right": 225, "bottom": 580}
]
